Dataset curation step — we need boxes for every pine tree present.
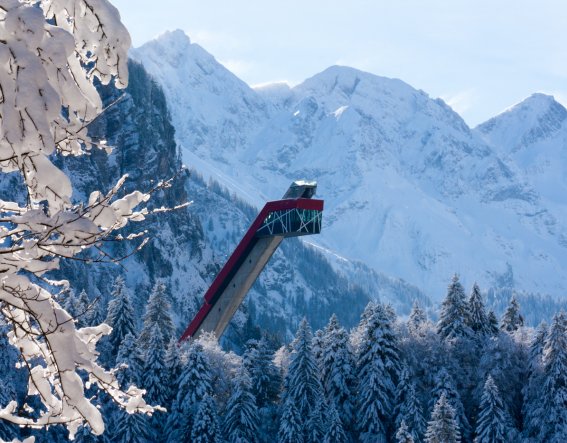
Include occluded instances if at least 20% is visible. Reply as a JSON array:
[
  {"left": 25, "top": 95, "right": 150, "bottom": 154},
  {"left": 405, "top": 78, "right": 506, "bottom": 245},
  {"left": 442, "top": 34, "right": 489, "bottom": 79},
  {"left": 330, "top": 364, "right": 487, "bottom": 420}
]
[
  {"left": 164, "top": 337, "right": 184, "bottom": 405},
  {"left": 408, "top": 300, "right": 428, "bottom": 336},
  {"left": 474, "top": 375, "right": 513, "bottom": 443},
  {"left": 105, "top": 276, "right": 136, "bottom": 364},
  {"left": 75, "top": 290, "right": 92, "bottom": 328},
  {"left": 223, "top": 367, "right": 259, "bottom": 443},
  {"left": 138, "top": 281, "right": 175, "bottom": 348},
  {"left": 522, "top": 322, "right": 547, "bottom": 439},
  {"left": 437, "top": 275, "right": 472, "bottom": 341},
  {"left": 244, "top": 337, "right": 281, "bottom": 408},
  {"left": 425, "top": 393, "right": 461, "bottom": 443},
  {"left": 500, "top": 296, "right": 524, "bottom": 333},
  {"left": 487, "top": 311, "right": 499, "bottom": 336},
  {"left": 537, "top": 311, "right": 567, "bottom": 442},
  {"left": 429, "top": 368, "right": 470, "bottom": 441},
  {"left": 281, "top": 318, "right": 324, "bottom": 440},
  {"left": 356, "top": 303, "right": 401, "bottom": 442},
  {"left": 323, "top": 400, "right": 348, "bottom": 443},
  {"left": 397, "top": 420, "right": 415, "bottom": 443},
  {"left": 111, "top": 408, "right": 150, "bottom": 443},
  {"left": 306, "top": 392, "right": 325, "bottom": 443},
  {"left": 396, "top": 380, "right": 426, "bottom": 443},
  {"left": 191, "top": 394, "right": 221, "bottom": 443},
  {"left": 467, "top": 283, "right": 490, "bottom": 335},
  {"left": 312, "top": 328, "right": 325, "bottom": 369},
  {"left": 167, "top": 342, "right": 213, "bottom": 443},
  {"left": 115, "top": 332, "right": 142, "bottom": 388},
  {"left": 278, "top": 400, "right": 303, "bottom": 443},
  {"left": 142, "top": 325, "right": 167, "bottom": 406},
  {"left": 320, "top": 314, "right": 355, "bottom": 430}
]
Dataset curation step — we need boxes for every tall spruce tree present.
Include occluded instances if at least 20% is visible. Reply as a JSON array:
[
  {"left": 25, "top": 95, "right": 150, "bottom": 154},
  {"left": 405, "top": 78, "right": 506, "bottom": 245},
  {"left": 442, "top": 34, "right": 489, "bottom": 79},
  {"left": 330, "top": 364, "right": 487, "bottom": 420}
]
[
  {"left": 191, "top": 394, "right": 221, "bottom": 443},
  {"left": 243, "top": 337, "right": 281, "bottom": 408},
  {"left": 281, "top": 318, "right": 324, "bottom": 440},
  {"left": 437, "top": 275, "right": 472, "bottom": 341},
  {"left": 408, "top": 300, "right": 428, "bottom": 336},
  {"left": 429, "top": 368, "right": 470, "bottom": 441},
  {"left": 522, "top": 322, "right": 548, "bottom": 439},
  {"left": 164, "top": 337, "right": 184, "bottom": 406},
  {"left": 537, "top": 311, "right": 567, "bottom": 442},
  {"left": 396, "top": 380, "right": 426, "bottom": 443},
  {"left": 138, "top": 282, "right": 175, "bottom": 348},
  {"left": 397, "top": 420, "right": 416, "bottom": 443},
  {"left": 474, "top": 375, "right": 513, "bottom": 443},
  {"left": 425, "top": 393, "right": 461, "bottom": 443},
  {"left": 223, "top": 367, "right": 259, "bottom": 443},
  {"left": 467, "top": 283, "right": 490, "bottom": 335},
  {"left": 111, "top": 409, "right": 150, "bottom": 443},
  {"left": 487, "top": 311, "right": 499, "bottom": 336},
  {"left": 320, "top": 314, "right": 355, "bottom": 431},
  {"left": 167, "top": 342, "right": 213, "bottom": 443},
  {"left": 115, "top": 332, "right": 142, "bottom": 388},
  {"left": 356, "top": 303, "right": 401, "bottom": 442},
  {"left": 500, "top": 296, "right": 524, "bottom": 333},
  {"left": 324, "top": 400, "right": 348, "bottom": 443},
  {"left": 105, "top": 276, "right": 136, "bottom": 364},
  {"left": 278, "top": 400, "right": 303, "bottom": 443}
]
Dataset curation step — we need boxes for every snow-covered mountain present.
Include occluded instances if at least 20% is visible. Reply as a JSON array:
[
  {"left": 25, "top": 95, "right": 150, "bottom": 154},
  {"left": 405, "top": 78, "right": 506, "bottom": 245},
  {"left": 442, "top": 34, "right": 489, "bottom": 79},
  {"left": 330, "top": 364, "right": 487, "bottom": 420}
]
[{"left": 131, "top": 30, "right": 567, "bottom": 301}]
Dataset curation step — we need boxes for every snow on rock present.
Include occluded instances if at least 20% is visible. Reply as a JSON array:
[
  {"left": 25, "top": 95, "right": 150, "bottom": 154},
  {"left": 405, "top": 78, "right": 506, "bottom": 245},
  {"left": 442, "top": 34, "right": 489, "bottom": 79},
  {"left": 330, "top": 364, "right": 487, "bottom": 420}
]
[{"left": 133, "top": 30, "right": 567, "bottom": 301}]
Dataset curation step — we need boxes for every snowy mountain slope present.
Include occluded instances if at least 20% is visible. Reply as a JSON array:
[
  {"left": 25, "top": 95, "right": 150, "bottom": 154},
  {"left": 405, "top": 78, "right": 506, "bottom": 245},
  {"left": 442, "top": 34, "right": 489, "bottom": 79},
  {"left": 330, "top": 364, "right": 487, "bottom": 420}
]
[
  {"left": 132, "top": 30, "right": 567, "bottom": 300},
  {"left": 476, "top": 94, "right": 567, "bottom": 207}
]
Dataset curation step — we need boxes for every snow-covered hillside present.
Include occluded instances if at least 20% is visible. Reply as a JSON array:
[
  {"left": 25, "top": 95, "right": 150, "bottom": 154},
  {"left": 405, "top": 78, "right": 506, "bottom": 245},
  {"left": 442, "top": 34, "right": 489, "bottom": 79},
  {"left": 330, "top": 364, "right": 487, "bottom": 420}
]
[{"left": 132, "top": 30, "right": 567, "bottom": 301}]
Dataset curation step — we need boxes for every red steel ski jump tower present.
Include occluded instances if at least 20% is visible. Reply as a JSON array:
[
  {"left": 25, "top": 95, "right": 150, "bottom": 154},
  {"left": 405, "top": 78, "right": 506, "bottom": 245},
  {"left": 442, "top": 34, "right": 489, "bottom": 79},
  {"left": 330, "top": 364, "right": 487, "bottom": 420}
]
[{"left": 180, "top": 181, "right": 324, "bottom": 342}]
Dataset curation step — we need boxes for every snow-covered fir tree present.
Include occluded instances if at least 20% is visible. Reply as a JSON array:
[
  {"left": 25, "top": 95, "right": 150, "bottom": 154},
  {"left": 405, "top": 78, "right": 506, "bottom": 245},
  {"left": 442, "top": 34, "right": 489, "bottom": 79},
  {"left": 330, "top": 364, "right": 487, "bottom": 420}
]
[
  {"left": 191, "top": 394, "right": 221, "bottom": 443},
  {"left": 167, "top": 342, "right": 213, "bottom": 443},
  {"left": 500, "top": 296, "right": 524, "bottom": 333},
  {"left": 141, "top": 325, "right": 168, "bottom": 441},
  {"left": 397, "top": 420, "right": 416, "bottom": 443},
  {"left": 223, "top": 366, "right": 259, "bottom": 443},
  {"left": 312, "top": 328, "right": 325, "bottom": 369},
  {"left": 306, "top": 392, "right": 326, "bottom": 442},
  {"left": 141, "top": 325, "right": 167, "bottom": 406},
  {"left": 164, "top": 338, "right": 184, "bottom": 405},
  {"left": 395, "top": 377, "right": 426, "bottom": 443},
  {"left": 74, "top": 290, "right": 93, "bottom": 328},
  {"left": 487, "top": 311, "right": 500, "bottom": 336},
  {"left": 323, "top": 400, "right": 348, "bottom": 443},
  {"left": 278, "top": 400, "right": 303, "bottom": 443},
  {"left": 281, "top": 318, "right": 324, "bottom": 440},
  {"left": 474, "top": 375, "right": 513, "bottom": 443},
  {"left": 105, "top": 276, "right": 137, "bottom": 364},
  {"left": 425, "top": 393, "right": 461, "bottom": 443},
  {"left": 115, "top": 333, "right": 142, "bottom": 388},
  {"left": 437, "top": 275, "right": 472, "bottom": 341},
  {"left": 111, "top": 408, "right": 150, "bottom": 443},
  {"left": 356, "top": 302, "right": 401, "bottom": 442},
  {"left": 138, "top": 282, "right": 175, "bottom": 348},
  {"left": 429, "top": 368, "right": 470, "bottom": 441},
  {"left": 522, "top": 321, "right": 548, "bottom": 439},
  {"left": 320, "top": 314, "right": 355, "bottom": 431},
  {"left": 537, "top": 311, "right": 567, "bottom": 442},
  {"left": 408, "top": 300, "right": 428, "bottom": 336},
  {"left": 243, "top": 337, "right": 281, "bottom": 408},
  {"left": 467, "top": 283, "right": 490, "bottom": 336}
]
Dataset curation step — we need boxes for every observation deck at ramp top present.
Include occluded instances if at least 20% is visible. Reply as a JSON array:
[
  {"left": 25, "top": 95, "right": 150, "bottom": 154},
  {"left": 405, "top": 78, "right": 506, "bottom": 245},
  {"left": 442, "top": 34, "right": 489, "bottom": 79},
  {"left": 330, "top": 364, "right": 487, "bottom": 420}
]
[{"left": 179, "top": 181, "right": 324, "bottom": 342}]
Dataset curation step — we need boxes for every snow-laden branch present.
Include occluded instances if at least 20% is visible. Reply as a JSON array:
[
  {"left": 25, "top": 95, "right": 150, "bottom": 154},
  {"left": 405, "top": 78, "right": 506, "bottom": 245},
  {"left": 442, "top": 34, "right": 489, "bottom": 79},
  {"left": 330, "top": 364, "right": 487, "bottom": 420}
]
[{"left": 0, "top": 0, "right": 170, "bottom": 439}]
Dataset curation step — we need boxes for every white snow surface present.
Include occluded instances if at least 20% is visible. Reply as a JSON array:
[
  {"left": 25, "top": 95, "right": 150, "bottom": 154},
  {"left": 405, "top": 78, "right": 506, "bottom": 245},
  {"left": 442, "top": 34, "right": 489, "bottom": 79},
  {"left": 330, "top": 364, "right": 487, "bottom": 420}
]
[{"left": 132, "top": 30, "right": 567, "bottom": 300}]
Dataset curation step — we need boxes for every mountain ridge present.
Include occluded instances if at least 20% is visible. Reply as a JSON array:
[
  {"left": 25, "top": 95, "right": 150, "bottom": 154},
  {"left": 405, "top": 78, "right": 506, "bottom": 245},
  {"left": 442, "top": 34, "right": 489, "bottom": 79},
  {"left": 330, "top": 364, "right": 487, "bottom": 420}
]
[{"left": 131, "top": 29, "right": 567, "bottom": 301}]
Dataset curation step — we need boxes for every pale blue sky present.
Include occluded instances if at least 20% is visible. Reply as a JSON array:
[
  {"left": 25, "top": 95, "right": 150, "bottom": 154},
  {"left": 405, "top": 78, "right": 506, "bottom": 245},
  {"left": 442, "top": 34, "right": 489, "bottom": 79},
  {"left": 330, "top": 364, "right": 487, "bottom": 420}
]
[{"left": 112, "top": 0, "right": 567, "bottom": 126}]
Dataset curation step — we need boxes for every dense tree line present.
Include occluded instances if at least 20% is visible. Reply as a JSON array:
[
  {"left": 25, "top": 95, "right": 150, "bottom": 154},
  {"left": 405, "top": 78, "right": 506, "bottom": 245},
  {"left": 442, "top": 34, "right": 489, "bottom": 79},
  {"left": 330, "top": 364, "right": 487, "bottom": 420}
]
[{"left": 1, "top": 274, "right": 566, "bottom": 442}]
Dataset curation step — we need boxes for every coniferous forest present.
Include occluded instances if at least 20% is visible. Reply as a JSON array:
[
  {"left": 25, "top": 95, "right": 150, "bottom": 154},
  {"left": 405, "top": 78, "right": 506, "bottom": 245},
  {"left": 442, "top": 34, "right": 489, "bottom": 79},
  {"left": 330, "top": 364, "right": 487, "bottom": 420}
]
[{"left": 1, "top": 274, "right": 566, "bottom": 442}]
